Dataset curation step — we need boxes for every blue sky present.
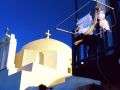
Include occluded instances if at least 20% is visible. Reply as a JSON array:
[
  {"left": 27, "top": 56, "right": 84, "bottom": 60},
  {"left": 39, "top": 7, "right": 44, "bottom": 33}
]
[{"left": 0, "top": 0, "right": 76, "bottom": 52}]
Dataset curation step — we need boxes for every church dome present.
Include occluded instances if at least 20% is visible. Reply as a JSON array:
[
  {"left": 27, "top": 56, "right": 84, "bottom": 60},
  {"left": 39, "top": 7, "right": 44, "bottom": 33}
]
[
  {"left": 21, "top": 38, "right": 71, "bottom": 56},
  {"left": 15, "top": 31, "right": 72, "bottom": 69}
]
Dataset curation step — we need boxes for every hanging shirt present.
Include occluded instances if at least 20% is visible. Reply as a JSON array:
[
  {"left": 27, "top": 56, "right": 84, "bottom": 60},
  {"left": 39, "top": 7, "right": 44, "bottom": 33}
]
[
  {"left": 76, "top": 13, "right": 93, "bottom": 35},
  {"left": 97, "top": 10, "right": 110, "bottom": 31}
]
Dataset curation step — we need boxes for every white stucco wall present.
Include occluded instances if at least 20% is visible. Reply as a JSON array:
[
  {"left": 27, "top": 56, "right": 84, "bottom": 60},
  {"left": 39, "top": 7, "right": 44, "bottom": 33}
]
[{"left": 20, "top": 63, "right": 70, "bottom": 90}]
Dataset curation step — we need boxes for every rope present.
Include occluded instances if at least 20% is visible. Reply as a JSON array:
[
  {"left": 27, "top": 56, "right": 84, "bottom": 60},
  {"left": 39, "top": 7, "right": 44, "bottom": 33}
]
[{"left": 55, "top": 0, "right": 92, "bottom": 28}]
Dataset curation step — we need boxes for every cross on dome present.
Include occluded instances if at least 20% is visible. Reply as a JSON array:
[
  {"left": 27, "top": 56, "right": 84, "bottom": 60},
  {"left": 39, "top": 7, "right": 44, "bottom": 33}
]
[{"left": 45, "top": 30, "right": 51, "bottom": 38}]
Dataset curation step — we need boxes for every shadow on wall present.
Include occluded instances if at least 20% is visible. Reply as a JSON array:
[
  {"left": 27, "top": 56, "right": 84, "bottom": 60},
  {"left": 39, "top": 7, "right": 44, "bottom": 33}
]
[
  {"left": 78, "top": 84, "right": 103, "bottom": 90},
  {"left": 25, "top": 86, "right": 39, "bottom": 90},
  {"left": 25, "top": 84, "right": 53, "bottom": 90}
]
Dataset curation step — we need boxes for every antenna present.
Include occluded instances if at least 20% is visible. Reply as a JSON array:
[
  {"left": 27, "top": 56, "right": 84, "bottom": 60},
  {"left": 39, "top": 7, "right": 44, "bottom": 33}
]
[{"left": 93, "top": 0, "right": 114, "bottom": 10}]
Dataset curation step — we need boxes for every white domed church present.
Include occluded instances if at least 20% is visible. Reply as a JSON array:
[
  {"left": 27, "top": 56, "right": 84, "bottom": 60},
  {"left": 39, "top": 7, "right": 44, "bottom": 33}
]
[
  {"left": 0, "top": 29, "right": 101, "bottom": 90},
  {"left": 0, "top": 30, "right": 72, "bottom": 90}
]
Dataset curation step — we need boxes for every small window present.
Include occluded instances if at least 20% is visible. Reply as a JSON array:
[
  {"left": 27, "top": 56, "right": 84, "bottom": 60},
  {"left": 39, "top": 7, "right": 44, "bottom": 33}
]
[
  {"left": 68, "top": 67, "right": 72, "bottom": 73},
  {"left": 39, "top": 52, "right": 44, "bottom": 65}
]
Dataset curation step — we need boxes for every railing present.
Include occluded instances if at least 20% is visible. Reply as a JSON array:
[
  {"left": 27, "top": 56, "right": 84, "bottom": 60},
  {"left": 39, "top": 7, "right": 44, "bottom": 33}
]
[{"left": 72, "top": 33, "right": 115, "bottom": 69}]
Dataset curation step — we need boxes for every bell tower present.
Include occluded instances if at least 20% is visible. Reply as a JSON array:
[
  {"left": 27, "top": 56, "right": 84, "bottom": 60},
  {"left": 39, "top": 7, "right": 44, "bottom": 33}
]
[{"left": 0, "top": 27, "right": 17, "bottom": 70}]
